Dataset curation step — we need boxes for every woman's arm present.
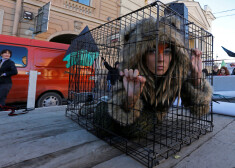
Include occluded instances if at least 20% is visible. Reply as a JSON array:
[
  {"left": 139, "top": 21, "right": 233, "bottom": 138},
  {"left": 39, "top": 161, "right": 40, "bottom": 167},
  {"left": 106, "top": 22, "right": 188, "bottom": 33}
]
[
  {"left": 181, "top": 49, "right": 212, "bottom": 116},
  {"left": 107, "top": 69, "right": 146, "bottom": 126},
  {"left": 181, "top": 79, "right": 212, "bottom": 116}
]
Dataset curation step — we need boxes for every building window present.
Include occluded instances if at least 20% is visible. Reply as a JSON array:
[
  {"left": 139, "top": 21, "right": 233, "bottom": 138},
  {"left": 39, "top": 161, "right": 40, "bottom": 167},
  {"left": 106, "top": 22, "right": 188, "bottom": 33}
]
[{"left": 73, "top": 0, "right": 90, "bottom": 6}]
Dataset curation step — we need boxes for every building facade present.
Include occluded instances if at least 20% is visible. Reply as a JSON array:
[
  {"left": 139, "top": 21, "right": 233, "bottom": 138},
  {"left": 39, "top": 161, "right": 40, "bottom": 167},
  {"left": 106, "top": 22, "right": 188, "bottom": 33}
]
[
  {"left": 120, "top": 0, "right": 215, "bottom": 32},
  {"left": 0, "top": 0, "right": 121, "bottom": 43},
  {"left": 0, "top": 0, "right": 215, "bottom": 44}
]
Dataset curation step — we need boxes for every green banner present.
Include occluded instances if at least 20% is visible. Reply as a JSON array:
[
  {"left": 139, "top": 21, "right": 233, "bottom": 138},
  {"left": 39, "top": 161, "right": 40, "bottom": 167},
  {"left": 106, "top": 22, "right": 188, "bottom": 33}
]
[{"left": 63, "top": 50, "right": 99, "bottom": 68}]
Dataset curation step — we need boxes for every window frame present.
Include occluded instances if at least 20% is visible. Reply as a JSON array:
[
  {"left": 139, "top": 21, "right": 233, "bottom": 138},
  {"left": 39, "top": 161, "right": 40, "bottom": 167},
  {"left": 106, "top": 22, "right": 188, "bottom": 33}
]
[{"left": 72, "top": 0, "right": 90, "bottom": 6}]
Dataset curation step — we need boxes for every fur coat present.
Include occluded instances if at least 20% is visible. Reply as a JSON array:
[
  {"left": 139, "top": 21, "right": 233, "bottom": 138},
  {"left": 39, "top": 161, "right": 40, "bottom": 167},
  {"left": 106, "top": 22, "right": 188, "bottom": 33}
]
[{"left": 94, "top": 16, "right": 212, "bottom": 138}]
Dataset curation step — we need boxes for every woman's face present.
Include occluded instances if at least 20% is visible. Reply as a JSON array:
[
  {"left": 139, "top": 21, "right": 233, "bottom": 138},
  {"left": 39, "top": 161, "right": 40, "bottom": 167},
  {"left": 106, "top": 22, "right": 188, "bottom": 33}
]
[
  {"left": 221, "top": 68, "right": 225, "bottom": 75},
  {"left": 1, "top": 51, "right": 11, "bottom": 60},
  {"left": 146, "top": 44, "right": 172, "bottom": 76}
]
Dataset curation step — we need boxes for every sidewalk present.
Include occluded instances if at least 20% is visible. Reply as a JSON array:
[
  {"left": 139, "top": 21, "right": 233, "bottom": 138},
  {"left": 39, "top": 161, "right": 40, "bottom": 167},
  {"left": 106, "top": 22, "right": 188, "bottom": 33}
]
[{"left": 0, "top": 106, "right": 234, "bottom": 168}]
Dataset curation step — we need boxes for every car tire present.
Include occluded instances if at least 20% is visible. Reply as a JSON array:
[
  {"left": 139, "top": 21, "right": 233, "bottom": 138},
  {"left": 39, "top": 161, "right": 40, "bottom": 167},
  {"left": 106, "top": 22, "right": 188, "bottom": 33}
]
[{"left": 37, "top": 92, "right": 62, "bottom": 107}]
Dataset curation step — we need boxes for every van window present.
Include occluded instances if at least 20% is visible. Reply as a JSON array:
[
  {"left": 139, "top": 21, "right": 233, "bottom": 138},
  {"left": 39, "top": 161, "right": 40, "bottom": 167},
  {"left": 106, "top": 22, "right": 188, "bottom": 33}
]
[{"left": 0, "top": 44, "right": 28, "bottom": 67}]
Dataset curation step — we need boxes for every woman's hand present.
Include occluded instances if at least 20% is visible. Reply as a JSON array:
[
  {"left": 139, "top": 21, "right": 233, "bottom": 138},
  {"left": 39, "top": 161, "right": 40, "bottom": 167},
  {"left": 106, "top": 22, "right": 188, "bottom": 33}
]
[
  {"left": 120, "top": 69, "right": 146, "bottom": 108},
  {"left": 191, "top": 49, "right": 202, "bottom": 87}
]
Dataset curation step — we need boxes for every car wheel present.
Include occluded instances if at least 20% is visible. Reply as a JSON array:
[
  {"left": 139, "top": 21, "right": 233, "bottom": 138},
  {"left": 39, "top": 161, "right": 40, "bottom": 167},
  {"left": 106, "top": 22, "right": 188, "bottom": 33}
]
[{"left": 37, "top": 92, "right": 62, "bottom": 107}]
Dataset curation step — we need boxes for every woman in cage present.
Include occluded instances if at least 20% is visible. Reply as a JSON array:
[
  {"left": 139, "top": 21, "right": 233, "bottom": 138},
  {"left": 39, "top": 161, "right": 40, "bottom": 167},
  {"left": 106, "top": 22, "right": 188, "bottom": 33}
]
[{"left": 95, "top": 16, "right": 212, "bottom": 138}]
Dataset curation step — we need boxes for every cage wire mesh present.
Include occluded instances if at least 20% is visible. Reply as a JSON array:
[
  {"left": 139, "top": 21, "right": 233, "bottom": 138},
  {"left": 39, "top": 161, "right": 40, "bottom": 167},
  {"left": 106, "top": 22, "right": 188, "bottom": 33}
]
[{"left": 66, "top": 1, "right": 213, "bottom": 167}]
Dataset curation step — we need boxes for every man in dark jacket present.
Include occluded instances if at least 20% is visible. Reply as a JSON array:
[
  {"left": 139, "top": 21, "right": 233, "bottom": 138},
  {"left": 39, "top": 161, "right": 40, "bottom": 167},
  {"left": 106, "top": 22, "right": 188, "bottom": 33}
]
[
  {"left": 101, "top": 57, "right": 119, "bottom": 92},
  {"left": 0, "top": 49, "right": 18, "bottom": 107},
  {"left": 212, "top": 65, "right": 219, "bottom": 75}
]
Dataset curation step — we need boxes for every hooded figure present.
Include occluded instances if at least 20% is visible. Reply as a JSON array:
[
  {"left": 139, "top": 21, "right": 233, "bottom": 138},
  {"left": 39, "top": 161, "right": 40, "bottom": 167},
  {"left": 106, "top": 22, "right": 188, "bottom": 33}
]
[{"left": 94, "top": 16, "right": 212, "bottom": 138}]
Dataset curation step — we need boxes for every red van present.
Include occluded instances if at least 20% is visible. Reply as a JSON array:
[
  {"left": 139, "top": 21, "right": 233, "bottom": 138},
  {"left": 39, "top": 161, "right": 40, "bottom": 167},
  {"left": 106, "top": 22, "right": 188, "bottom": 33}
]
[{"left": 0, "top": 35, "right": 94, "bottom": 107}]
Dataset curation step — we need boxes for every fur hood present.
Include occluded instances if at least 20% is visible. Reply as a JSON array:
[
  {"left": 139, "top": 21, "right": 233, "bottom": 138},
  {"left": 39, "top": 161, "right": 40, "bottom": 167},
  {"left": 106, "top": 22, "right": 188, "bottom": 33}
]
[{"left": 119, "top": 15, "right": 191, "bottom": 106}]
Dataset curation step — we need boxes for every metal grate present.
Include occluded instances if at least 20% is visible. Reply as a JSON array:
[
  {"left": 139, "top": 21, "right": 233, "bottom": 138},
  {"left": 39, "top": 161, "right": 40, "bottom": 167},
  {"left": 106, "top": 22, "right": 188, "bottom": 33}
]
[{"left": 65, "top": 1, "right": 213, "bottom": 167}]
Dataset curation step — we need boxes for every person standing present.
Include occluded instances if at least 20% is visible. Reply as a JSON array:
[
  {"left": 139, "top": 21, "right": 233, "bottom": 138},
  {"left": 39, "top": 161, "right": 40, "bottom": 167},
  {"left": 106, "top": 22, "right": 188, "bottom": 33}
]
[
  {"left": 212, "top": 65, "right": 219, "bottom": 75},
  {"left": 101, "top": 57, "right": 119, "bottom": 92},
  {"left": 231, "top": 68, "right": 235, "bottom": 75},
  {"left": 0, "top": 49, "right": 18, "bottom": 107},
  {"left": 218, "top": 66, "right": 230, "bottom": 76}
]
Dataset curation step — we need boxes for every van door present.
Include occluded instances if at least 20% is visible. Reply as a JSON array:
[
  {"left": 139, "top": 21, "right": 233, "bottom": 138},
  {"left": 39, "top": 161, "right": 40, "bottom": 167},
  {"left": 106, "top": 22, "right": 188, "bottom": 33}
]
[{"left": 33, "top": 47, "right": 69, "bottom": 104}]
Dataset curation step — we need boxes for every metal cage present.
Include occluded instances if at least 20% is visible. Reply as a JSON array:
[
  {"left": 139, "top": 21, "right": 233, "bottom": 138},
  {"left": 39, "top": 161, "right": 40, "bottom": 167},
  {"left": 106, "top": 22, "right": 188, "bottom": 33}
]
[{"left": 66, "top": 1, "right": 213, "bottom": 167}]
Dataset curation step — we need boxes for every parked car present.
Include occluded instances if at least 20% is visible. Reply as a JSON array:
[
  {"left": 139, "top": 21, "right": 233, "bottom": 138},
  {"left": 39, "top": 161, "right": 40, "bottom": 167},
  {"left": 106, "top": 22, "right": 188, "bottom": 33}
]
[{"left": 0, "top": 35, "right": 94, "bottom": 107}]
